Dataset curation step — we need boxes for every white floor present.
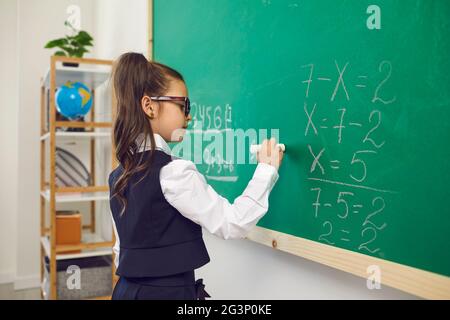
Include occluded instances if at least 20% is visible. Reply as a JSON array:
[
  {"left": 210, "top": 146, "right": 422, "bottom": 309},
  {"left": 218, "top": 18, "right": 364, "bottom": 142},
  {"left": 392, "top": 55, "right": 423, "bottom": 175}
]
[{"left": 0, "top": 283, "right": 40, "bottom": 300}]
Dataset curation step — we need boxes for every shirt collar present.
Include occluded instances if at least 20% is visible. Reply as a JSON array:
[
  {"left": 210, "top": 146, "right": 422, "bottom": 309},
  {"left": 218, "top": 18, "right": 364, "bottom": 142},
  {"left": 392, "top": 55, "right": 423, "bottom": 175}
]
[{"left": 136, "top": 133, "right": 172, "bottom": 155}]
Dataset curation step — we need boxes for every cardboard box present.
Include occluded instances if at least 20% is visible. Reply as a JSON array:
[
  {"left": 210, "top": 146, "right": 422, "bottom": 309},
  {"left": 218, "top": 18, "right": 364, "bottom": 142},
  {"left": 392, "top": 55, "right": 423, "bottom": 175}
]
[{"left": 56, "top": 211, "right": 81, "bottom": 253}]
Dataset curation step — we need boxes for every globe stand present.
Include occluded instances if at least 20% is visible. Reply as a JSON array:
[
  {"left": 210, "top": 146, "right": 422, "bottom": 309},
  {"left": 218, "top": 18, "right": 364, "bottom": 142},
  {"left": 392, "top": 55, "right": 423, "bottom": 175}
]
[{"left": 56, "top": 112, "right": 85, "bottom": 132}]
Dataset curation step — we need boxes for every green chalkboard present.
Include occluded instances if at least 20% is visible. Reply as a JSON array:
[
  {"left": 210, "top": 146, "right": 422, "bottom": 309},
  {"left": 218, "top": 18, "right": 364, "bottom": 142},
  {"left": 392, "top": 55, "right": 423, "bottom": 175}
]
[{"left": 153, "top": 0, "right": 450, "bottom": 278}]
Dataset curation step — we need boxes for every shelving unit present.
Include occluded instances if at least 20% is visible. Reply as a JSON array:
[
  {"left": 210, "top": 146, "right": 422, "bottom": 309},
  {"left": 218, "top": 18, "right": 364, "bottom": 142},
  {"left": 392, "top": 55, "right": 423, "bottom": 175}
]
[
  {"left": 40, "top": 56, "right": 117, "bottom": 300},
  {"left": 40, "top": 131, "right": 111, "bottom": 141}
]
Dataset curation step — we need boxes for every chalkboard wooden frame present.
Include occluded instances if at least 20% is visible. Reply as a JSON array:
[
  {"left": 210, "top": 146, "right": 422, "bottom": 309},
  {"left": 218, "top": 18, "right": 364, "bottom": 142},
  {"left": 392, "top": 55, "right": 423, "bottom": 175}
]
[
  {"left": 247, "top": 226, "right": 450, "bottom": 299},
  {"left": 148, "top": 0, "right": 450, "bottom": 299}
]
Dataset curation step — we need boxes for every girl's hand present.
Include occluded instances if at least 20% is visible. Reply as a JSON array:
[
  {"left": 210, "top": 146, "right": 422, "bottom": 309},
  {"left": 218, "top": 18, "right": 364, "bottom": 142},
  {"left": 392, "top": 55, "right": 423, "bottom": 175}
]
[{"left": 257, "top": 138, "right": 284, "bottom": 170}]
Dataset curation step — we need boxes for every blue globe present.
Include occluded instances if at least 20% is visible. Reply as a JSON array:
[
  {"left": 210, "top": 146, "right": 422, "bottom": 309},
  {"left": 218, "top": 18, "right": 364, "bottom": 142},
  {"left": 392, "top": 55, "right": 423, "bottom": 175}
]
[{"left": 55, "top": 81, "right": 93, "bottom": 120}]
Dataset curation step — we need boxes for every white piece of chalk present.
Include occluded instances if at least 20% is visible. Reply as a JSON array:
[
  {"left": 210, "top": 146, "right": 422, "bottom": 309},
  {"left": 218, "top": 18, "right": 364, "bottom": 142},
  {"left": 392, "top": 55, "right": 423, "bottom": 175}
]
[{"left": 250, "top": 143, "right": 285, "bottom": 154}]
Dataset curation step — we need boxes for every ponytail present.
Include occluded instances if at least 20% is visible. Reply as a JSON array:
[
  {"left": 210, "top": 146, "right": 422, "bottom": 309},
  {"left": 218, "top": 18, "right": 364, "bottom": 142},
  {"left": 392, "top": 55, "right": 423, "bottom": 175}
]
[{"left": 111, "top": 52, "right": 184, "bottom": 215}]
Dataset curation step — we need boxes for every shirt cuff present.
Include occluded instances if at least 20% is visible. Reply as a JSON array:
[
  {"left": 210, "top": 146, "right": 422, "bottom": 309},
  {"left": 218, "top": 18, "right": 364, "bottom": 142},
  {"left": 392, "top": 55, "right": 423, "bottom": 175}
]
[{"left": 253, "top": 162, "right": 279, "bottom": 189}]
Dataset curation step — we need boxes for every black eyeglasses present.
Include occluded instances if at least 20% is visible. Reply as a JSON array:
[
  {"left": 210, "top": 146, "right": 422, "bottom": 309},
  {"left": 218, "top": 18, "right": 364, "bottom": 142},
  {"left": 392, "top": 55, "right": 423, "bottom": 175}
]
[{"left": 150, "top": 96, "right": 191, "bottom": 116}]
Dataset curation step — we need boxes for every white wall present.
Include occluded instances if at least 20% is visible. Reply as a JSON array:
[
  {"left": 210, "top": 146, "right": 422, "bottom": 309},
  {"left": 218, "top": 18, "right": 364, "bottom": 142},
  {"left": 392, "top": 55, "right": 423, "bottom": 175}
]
[
  {"left": 0, "top": 0, "right": 19, "bottom": 285},
  {"left": 13, "top": 0, "right": 96, "bottom": 289},
  {"left": 0, "top": 0, "right": 418, "bottom": 299},
  {"left": 0, "top": 0, "right": 147, "bottom": 290},
  {"left": 94, "top": 0, "right": 148, "bottom": 60},
  {"left": 92, "top": 0, "right": 149, "bottom": 241}
]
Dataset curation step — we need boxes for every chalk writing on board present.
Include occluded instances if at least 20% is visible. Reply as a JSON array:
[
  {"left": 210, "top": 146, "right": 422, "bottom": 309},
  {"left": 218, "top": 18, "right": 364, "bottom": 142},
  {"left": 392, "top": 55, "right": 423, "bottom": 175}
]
[
  {"left": 302, "top": 60, "right": 398, "bottom": 257},
  {"left": 191, "top": 102, "right": 232, "bottom": 130},
  {"left": 181, "top": 102, "right": 238, "bottom": 181}
]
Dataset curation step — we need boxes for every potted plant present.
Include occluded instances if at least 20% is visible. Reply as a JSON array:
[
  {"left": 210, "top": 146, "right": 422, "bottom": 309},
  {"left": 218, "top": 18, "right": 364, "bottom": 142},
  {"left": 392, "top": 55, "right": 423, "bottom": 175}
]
[{"left": 44, "top": 20, "right": 94, "bottom": 67}]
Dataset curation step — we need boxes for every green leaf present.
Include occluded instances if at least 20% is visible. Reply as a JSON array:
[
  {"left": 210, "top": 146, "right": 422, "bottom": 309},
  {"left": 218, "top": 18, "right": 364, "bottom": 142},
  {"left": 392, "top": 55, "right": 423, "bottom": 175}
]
[
  {"left": 77, "top": 31, "right": 93, "bottom": 41},
  {"left": 59, "top": 45, "right": 76, "bottom": 56},
  {"left": 45, "top": 22, "right": 94, "bottom": 57},
  {"left": 74, "top": 47, "right": 89, "bottom": 57},
  {"left": 68, "top": 38, "right": 78, "bottom": 47},
  {"left": 74, "top": 39, "right": 93, "bottom": 48},
  {"left": 44, "top": 38, "right": 68, "bottom": 49},
  {"left": 75, "top": 31, "right": 93, "bottom": 46},
  {"left": 58, "top": 44, "right": 71, "bottom": 51}
]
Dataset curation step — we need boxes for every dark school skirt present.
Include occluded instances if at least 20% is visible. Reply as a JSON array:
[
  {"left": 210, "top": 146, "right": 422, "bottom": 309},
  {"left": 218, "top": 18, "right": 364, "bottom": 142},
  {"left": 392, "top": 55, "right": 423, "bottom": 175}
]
[{"left": 111, "top": 270, "right": 210, "bottom": 300}]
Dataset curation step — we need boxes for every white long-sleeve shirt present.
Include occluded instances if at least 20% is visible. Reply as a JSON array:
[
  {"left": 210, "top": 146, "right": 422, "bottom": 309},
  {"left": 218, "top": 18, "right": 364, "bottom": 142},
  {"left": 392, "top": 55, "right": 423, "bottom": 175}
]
[{"left": 111, "top": 133, "right": 279, "bottom": 268}]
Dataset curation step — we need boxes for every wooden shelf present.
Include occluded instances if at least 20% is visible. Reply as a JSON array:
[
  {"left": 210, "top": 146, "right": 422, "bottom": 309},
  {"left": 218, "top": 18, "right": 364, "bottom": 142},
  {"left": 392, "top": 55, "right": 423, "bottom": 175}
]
[
  {"left": 43, "top": 64, "right": 111, "bottom": 89},
  {"left": 41, "top": 56, "right": 116, "bottom": 300},
  {"left": 88, "top": 295, "right": 112, "bottom": 300},
  {"left": 40, "top": 188, "right": 109, "bottom": 203},
  {"left": 40, "top": 131, "right": 111, "bottom": 141},
  {"left": 56, "top": 186, "right": 109, "bottom": 193},
  {"left": 55, "top": 121, "right": 112, "bottom": 128},
  {"left": 40, "top": 232, "right": 113, "bottom": 261}
]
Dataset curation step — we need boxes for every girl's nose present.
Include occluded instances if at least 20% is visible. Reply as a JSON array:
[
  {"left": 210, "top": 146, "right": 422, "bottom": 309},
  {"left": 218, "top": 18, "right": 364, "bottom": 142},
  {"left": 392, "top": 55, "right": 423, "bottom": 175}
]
[{"left": 186, "top": 114, "right": 192, "bottom": 121}]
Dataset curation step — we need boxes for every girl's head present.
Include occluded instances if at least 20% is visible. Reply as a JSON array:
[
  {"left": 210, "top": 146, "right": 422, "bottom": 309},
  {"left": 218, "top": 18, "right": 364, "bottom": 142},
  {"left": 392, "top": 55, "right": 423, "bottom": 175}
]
[{"left": 111, "top": 52, "right": 190, "bottom": 214}]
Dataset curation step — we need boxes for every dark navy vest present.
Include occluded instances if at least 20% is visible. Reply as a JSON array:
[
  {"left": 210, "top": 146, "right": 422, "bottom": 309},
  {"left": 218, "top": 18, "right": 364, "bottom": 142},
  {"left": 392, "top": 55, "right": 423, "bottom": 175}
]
[{"left": 109, "top": 150, "right": 210, "bottom": 278}]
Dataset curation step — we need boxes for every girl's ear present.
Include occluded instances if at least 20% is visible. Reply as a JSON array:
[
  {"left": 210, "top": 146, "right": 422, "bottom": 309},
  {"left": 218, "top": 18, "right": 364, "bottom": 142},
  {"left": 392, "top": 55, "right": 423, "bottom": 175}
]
[{"left": 141, "top": 95, "right": 158, "bottom": 119}]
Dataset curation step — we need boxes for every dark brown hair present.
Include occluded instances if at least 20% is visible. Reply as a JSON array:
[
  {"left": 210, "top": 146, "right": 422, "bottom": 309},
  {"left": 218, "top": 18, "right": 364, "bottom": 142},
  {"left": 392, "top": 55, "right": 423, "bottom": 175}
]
[{"left": 111, "top": 52, "right": 184, "bottom": 215}]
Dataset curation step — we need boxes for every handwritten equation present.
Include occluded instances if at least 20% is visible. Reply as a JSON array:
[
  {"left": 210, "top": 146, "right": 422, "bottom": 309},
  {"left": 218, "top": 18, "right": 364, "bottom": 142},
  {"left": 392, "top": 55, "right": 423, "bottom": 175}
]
[
  {"left": 190, "top": 102, "right": 237, "bottom": 181},
  {"left": 302, "top": 60, "right": 398, "bottom": 257}
]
